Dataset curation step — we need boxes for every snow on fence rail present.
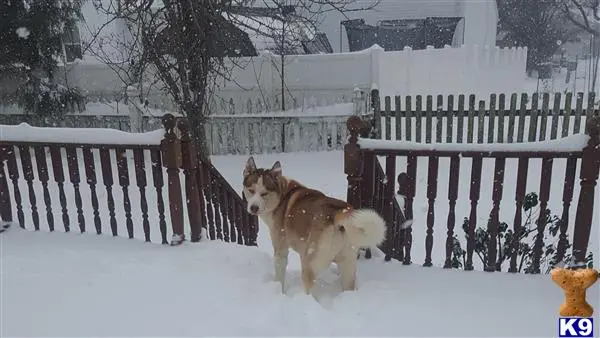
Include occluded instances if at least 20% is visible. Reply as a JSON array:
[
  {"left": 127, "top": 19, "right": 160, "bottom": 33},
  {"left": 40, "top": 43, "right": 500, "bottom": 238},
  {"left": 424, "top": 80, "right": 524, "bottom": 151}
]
[
  {"left": 0, "top": 116, "right": 259, "bottom": 246},
  {"left": 344, "top": 115, "right": 600, "bottom": 273},
  {"left": 371, "top": 90, "right": 599, "bottom": 143}
]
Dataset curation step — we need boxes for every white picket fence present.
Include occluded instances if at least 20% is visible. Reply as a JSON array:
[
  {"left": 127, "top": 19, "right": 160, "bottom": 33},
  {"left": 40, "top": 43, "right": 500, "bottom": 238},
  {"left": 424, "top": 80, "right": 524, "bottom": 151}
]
[{"left": 204, "top": 115, "right": 350, "bottom": 155}]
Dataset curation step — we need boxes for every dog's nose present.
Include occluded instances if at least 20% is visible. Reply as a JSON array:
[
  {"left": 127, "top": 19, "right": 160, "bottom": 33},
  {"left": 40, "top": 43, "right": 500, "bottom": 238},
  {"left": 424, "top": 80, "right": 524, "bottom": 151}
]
[{"left": 250, "top": 205, "right": 259, "bottom": 214}]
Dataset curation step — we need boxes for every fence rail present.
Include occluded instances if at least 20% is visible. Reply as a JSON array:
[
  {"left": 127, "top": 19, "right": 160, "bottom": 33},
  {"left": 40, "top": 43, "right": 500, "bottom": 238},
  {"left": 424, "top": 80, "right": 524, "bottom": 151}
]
[
  {"left": 344, "top": 114, "right": 600, "bottom": 273},
  {"left": 0, "top": 116, "right": 259, "bottom": 246},
  {"left": 372, "top": 90, "right": 598, "bottom": 144}
]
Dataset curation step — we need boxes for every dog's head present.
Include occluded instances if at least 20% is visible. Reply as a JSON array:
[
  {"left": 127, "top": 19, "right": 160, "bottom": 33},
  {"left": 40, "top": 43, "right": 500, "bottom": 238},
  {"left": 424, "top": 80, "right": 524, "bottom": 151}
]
[{"left": 242, "top": 156, "right": 284, "bottom": 216}]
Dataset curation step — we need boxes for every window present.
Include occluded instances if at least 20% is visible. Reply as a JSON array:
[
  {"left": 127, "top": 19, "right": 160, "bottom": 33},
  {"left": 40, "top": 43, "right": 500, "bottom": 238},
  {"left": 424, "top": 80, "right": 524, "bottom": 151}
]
[{"left": 62, "top": 21, "right": 82, "bottom": 62}]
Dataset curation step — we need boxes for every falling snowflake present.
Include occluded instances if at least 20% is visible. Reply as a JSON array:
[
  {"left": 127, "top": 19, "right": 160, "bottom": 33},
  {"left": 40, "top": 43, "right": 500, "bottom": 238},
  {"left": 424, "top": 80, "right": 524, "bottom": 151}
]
[{"left": 16, "top": 27, "right": 30, "bottom": 39}]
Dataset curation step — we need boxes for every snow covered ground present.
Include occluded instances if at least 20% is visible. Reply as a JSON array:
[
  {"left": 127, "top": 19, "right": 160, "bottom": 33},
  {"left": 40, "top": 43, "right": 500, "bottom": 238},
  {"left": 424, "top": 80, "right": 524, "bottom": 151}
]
[
  {"left": 524, "top": 58, "right": 600, "bottom": 96},
  {"left": 2, "top": 150, "right": 599, "bottom": 336},
  {"left": 3, "top": 226, "right": 598, "bottom": 337}
]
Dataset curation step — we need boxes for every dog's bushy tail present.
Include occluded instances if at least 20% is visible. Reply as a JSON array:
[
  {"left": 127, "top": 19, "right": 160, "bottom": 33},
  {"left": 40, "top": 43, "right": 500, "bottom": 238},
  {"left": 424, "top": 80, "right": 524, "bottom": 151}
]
[{"left": 337, "top": 209, "right": 387, "bottom": 249}]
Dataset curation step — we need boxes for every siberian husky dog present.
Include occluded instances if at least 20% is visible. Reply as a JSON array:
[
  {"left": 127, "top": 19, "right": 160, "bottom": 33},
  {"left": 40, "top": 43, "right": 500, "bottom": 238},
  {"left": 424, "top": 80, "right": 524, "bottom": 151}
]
[{"left": 242, "top": 156, "right": 387, "bottom": 295}]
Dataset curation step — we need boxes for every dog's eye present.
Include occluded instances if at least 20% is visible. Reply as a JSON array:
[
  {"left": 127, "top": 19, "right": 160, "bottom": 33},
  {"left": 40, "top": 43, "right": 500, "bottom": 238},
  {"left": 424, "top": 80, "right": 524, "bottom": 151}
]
[
  {"left": 248, "top": 189, "right": 255, "bottom": 195},
  {"left": 260, "top": 192, "right": 269, "bottom": 197}
]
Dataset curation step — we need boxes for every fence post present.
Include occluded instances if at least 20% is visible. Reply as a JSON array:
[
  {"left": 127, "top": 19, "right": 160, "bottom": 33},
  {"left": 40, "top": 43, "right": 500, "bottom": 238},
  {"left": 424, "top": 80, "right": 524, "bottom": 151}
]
[
  {"left": 345, "top": 116, "right": 365, "bottom": 209},
  {"left": 571, "top": 116, "right": 600, "bottom": 267},
  {"left": 0, "top": 145, "right": 12, "bottom": 224},
  {"left": 371, "top": 89, "right": 381, "bottom": 139},
  {"left": 178, "top": 118, "right": 203, "bottom": 242},
  {"left": 161, "top": 114, "right": 185, "bottom": 246}
]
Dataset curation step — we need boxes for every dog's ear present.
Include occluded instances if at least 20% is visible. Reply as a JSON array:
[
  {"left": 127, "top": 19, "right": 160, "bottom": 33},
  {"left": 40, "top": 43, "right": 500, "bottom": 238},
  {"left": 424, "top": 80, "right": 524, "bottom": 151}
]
[
  {"left": 244, "top": 156, "right": 257, "bottom": 176},
  {"left": 271, "top": 161, "right": 282, "bottom": 177}
]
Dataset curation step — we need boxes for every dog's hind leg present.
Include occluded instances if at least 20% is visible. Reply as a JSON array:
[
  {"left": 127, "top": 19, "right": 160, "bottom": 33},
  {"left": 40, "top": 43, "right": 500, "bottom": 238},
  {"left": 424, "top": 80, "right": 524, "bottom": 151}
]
[
  {"left": 269, "top": 226, "right": 289, "bottom": 293},
  {"left": 335, "top": 249, "right": 357, "bottom": 291},
  {"left": 274, "top": 249, "right": 288, "bottom": 292},
  {"left": 301, "top": 243, "right": 336, "bottom": 295}
]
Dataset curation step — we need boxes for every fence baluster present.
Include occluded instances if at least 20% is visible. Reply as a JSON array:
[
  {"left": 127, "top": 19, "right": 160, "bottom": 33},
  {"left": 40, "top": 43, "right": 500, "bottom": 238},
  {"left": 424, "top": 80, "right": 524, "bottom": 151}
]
[
  {"left": 465, "top": 156, "right": 483, "bottom": 270},
  {"left": 540, "top": 93, "right": 550, "bottom": 141},
  {"left": 550, "top": 93, "right": 561, "bottom": 140},
  {"left": 235, "top": 202, "right": 244, "bottom": 245},
  {"left": 49, "top": 146, "right": 68, "bottom": 231},
  {"left": 574, "top": 92, "right": 584, "bottom": 134},
  {"left": 0, "top": 146, "right": 13, "bottom": 224},
  {"left": 405, "top": 96, "right": 413, "bottom": 141},
  {"left": 555, "top": 157, "right": 577, "bottom": 265},
  {"left": 383, "top": 155, "right": 396, "bottom": 261},
  {"left": 150, "top": 149, "right": 168, "bottom": 244},
  {"left": 507, "top": 93, "right": 518, "bottom": 143},
  {"left": 424, "top": 156, "right": 439, "bottom": 267},
  {"left": 415, "top": 95, "right": 423, "bottom": 142},
  {"left": 196, "top": 160, "right": 208, "bottom": 239},
  {"left": 100, "top": 148, "right": 118, "bottom": 236},
  {"left": 498, "top": 94, "right": 506, "bottom": 143},
  {"left": 486, "top": 157, "right": 506, "bottom": 272},
  {"left": 425, "top": 95, "right": 433, "bottom": 143},
  {"left": 18, "top": 145, "right": 39, "bottom": 230},
  {"left": 396, "top": 173, "right": 409, "bottom": 262},
  {"left": 467, "top": 94, "right": 475, "bottom": 143},
  {"left": 562, "top": 93, "right": 573, "bottom": 138},
  {"left": 66, "top": 147, "right": 85, "bottom": 233},
  {"left": 457, "top": 95, "right": 465, "bottom": 143},
  {"left": 447, "top": 95, "right": 454, "bottom": 143},
  {"left": 204, "top": 164, "right": 216, "bottom": 240},
  {"left": 488, "top": 94, "right": 496, "bottom": 143},
  {"left": 436, "top": 94, "right": 444, "bottom": 143},
  {"left": 509, "top": 157, "right": 529, "bottom": 273},
  {"left": 531, "top": 157, "right": 553, "bottom": 273},
  {"left": 477, "top": 100, "right": 485, "bottom": 144},
  {"left": 7, "top": 147, "right": 24, "bottom": 228},
  {"left": 211, "top": 172, "right": 223, "bottom": 240},
  {"left": 82, "top": 147, "right": 101, "bottom": 235},
  {"left": 395, "top": 96, "right": 402, "bottom": 141},
  {"left": 220, "top": 183, "right": 230, "bottom": 242},
  {"left": 34, "top": 146, "right": 53, "bottom": 231},
  {"left": 133, "top": 149, "right": 151, "bottom": 242},
  {"left": 403, "top": 155, "right": 417, "bottom": 265},
  {"left": 517, "top": 93, "right": 527, "bottom": 143},
  {"left": 528, "top": 92, "right": 539, "bottom": 142},
  {"left": 444, "top": 155, "right": 460, "bottom": 268},
  {"left": 384, "top": 96, "right": 392, "bottom": 140}
]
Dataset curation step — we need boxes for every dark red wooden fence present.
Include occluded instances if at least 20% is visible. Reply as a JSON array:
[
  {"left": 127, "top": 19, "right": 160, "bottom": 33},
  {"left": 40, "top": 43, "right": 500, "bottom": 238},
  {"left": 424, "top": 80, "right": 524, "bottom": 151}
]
[
  {"left": 0, "top": 114, "right": 259, "bottom": 246},
  {"left": 345, "top": 113, "right": 600, "bottom": 273}
]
